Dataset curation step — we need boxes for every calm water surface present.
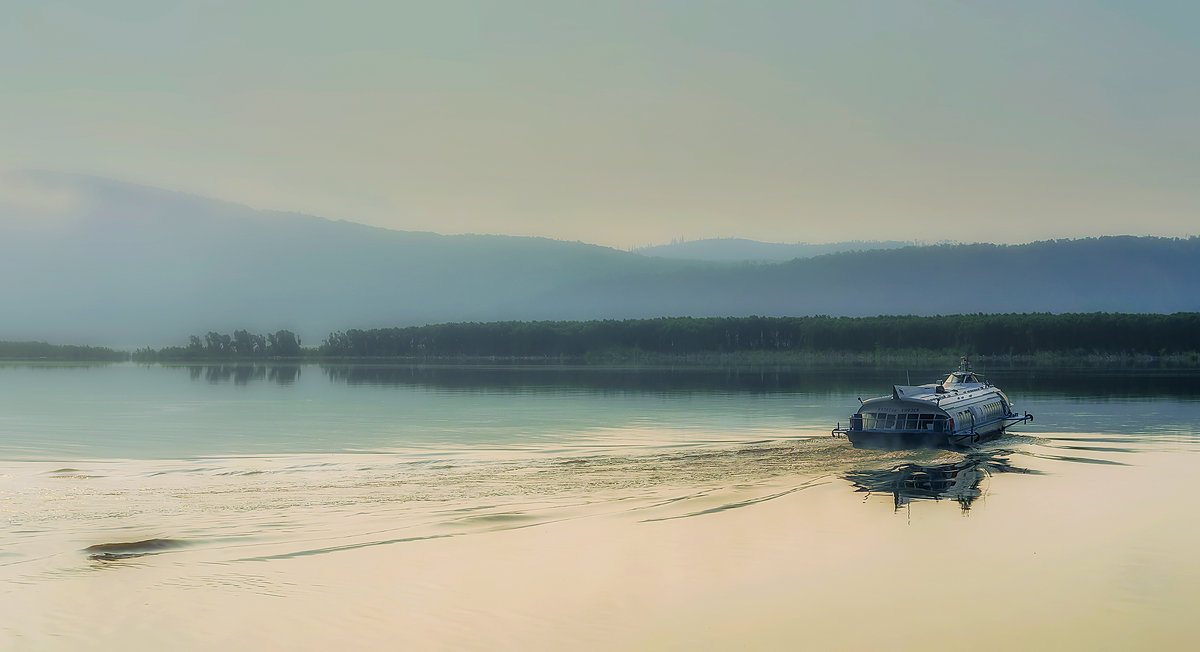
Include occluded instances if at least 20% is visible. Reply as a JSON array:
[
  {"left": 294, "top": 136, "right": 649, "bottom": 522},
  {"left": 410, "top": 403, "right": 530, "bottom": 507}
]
[{"left": 2, "top": 363, "right": 1199, "bottom": 649}]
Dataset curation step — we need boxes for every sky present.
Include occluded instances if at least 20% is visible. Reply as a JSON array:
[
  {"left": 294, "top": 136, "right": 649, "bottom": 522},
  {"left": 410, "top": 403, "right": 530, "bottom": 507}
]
[{"left": 2, "top": 0, "right": 1197, "bottom": 249}]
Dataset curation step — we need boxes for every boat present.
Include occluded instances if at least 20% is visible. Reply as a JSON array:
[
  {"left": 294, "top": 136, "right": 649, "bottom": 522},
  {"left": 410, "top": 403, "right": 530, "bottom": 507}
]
[{"left": 831, "top": 358, "right": 1032, "bottom": 448}]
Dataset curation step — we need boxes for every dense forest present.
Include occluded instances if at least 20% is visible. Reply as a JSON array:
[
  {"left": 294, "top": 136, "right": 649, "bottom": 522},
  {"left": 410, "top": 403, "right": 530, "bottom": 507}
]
[
  {"left": 131, "top": 330, "right": 303, "bottom": 362},
  {"left": 316, "top": 313, "right": 1200, "bottom": 359},
  {"left": 72, "top": 313, "right": 1200, "bottom": 364},
  {"left": 0, "top": 341, "right": 128, "bottom": 362}
]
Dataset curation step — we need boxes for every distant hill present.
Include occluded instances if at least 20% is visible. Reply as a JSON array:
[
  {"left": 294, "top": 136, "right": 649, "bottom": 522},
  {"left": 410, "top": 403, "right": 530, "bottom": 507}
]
[
  {"left": 1, "top": 171, "right": 1197, "bottom": 346},
  {"left": 0, "top": 171, "right": 692, "bottom": 345},
  {"left": 521, "top": 237, "right": 1200, "bottom": 320},
  {"left": 633, "top": 238, "right": 914, "bottom": 262}
]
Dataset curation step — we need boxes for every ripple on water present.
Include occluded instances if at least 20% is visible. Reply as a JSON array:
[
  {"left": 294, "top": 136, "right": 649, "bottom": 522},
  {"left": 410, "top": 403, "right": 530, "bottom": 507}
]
[
  {"left": 83, "top": 538, "right": 191, "bottom": 562},
  {"left": 42, "top": 467, "right": 105, "bottom": 479}
]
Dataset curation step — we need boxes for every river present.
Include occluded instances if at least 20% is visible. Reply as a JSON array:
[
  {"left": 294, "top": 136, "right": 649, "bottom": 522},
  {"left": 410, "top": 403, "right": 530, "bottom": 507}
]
[{"left": 2, "top": 362, "right": 1198, "bottom": 649}]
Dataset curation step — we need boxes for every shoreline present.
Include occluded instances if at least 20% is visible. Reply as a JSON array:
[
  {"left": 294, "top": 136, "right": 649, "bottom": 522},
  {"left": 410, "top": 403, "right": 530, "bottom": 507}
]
[{"left": 9, "top": 350, "right": 1199, "bottom": 368}]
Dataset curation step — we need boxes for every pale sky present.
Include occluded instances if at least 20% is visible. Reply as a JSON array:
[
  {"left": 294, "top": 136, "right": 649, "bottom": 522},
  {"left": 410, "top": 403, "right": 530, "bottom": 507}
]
[{"left": 2, "top": 1, "right": 1197, "bottom": 248}]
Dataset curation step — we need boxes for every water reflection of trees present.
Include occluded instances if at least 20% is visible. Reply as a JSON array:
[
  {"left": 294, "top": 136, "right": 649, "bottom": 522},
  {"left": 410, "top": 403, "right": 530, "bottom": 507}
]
[
  {"left": 316, "top": 364, "right": 1200, "bottom": 398},
  {"left": 318, "top": 364, "right": 898, "bottom": 395},
  {"left": 174, "top": 362, "right": 1200, "bottom": 398},
  {"left": 844, "top": 451, "right": 1040, "bottom": 512},
  {"left": 186, "top": 364, "right": 301, "bottom": 385}
]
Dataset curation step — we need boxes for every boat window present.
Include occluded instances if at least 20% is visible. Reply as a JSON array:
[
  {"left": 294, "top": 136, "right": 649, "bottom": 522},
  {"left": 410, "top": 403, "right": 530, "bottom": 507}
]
[
  {"left": 861, "top": 413, "right": 877, "bottom": 429},
  {"left": 904, "top": 414, "right": 918, "bottom": 430}
]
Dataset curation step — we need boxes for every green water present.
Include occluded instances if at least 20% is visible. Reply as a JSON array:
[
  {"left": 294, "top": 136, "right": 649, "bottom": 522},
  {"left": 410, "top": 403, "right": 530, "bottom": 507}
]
[{"left": 3, "top": 363, "right": 1195, "bottom": 459}]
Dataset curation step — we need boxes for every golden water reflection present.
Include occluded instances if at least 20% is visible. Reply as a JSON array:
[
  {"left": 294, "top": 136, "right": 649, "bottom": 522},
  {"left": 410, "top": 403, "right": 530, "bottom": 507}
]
[{"left": 845, "top": 450, "right": 1043, "bottom": 511}]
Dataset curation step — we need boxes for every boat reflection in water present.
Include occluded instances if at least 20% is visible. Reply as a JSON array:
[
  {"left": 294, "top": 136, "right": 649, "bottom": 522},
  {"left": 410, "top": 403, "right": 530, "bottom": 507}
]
[{"left": 844, "top": 450, "right": 1040, "bottom": 511}]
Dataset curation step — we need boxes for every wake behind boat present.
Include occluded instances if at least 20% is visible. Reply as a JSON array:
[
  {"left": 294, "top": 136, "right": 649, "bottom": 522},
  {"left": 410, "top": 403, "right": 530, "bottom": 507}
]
[{"left": 832, "top": 358, "right": 1032, "bottom": 448}]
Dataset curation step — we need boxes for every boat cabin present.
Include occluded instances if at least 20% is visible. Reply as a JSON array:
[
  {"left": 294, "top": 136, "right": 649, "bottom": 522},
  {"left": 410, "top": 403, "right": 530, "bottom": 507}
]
[
  {"left": 942, "top": 371, "right": 980, "bottom": 385},
  {"left": 939, "top": 358, "right": 983, "bottom": 390}
]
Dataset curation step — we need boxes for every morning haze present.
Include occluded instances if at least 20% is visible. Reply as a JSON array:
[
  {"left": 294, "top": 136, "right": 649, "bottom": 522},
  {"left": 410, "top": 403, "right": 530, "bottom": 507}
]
[
  {"left": 2, "top": 1, "right": 1197, "bottom": 248},
  {"left": 1, "top": 170, "right": 1198, "bottom": 347},
  {"left": 4, "top": 4, "right": 1200, "bottom": 651}
]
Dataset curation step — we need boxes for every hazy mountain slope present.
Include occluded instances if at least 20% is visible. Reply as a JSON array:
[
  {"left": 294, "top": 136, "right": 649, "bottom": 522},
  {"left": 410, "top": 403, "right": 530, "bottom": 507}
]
[
  {"left": 521, "top": 238, "right": 1200, "bottom": 319},
  {"left": 633, "top": 238, "right": 913, "bottom": 262},
  {"left": 1, "top": 172, "right": 1196, "bottom": 346},
  {"left": 0, "top": 172, "right": 695, "bottom": 344}
]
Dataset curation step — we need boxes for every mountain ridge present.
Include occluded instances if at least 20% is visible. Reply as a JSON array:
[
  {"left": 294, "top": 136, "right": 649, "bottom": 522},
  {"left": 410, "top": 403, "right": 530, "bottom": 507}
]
[
  {"left": 632, "top": 237, "right": 917, "bottom": 262},
  {"left": 1, "top": 172, "right": 1196, "bottom": 347}
]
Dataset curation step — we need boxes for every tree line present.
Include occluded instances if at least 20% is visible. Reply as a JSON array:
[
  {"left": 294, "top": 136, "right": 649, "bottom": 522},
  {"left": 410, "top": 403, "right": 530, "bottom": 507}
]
[
  {"left": 0, "top": 341, "right": 129, "bottom": 362},
  {"left": 120, "top": 313, "right": 1200, "bottom": 362},
  {"left": 132, "top": 330, "right": 303, "bottom": 362},
  {"left": 318, "top": 313, "right": 1200, "bottom": 358}
]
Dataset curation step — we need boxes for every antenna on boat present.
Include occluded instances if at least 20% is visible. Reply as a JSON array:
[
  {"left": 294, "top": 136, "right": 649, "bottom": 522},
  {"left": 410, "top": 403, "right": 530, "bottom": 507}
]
[{"left": 906, "top": 370, "right": 911, "bottom": 385}]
